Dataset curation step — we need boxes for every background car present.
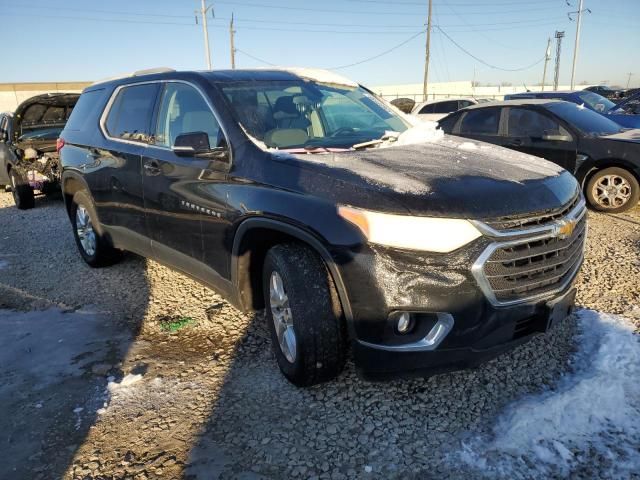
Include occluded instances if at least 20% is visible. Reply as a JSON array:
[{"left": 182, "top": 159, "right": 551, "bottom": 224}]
[
  {"left": 389, "top": 97, "right": 415, "bottom": 114},
  {"left": 505, "top": 90, "right": 640, "bottom": 129},
  {"left": 584, "top": 85, "right": 624, "bottom": 100},
  {"left": 411, "top": 97, "right": 479, "bottom": 121},
  {"left": 0, "top": 93, "right": 79, "bottom": 209},
  {"left": 438, "top": 99, "right": 640, "bottom": 213}
]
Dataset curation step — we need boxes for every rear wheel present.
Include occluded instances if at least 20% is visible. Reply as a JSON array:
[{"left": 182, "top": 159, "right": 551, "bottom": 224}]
[
  {"left": 586, "top": 167, "right": 639, "bottom": 213},
  {"left": 10, "top": 170, "right": 34, "bottom": 210},
  {"left": 70, "top": 191, "right": 122, "bottom": 267},
  {"left": 262, "top": 243, "right": 347, "bottom": 387}
]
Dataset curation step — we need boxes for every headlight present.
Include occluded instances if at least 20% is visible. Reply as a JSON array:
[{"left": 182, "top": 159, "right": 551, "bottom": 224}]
[{"left": 338, "top": 205, "right": 482, "bottom": 253}]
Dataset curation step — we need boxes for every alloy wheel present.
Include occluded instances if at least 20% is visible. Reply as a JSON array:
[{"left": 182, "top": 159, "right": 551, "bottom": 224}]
[
  {"left": 76, "top": 205, "right": 97, "bottom": 256},
  {"left": 592, "top": 174, "right": 632, "bottom": 209},
  {"left": 269, "top": 271, "right": 297, "bottom": 363}
]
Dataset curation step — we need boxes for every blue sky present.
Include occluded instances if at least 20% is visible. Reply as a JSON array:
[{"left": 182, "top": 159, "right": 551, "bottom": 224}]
[{"left": 1, "top": 0, "right": 638, "bottom": 88}]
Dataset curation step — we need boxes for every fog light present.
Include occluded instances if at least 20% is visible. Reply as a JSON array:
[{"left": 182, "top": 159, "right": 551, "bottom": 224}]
[{"left": 396, "top": 312, "right": 412, "bottom": 334}]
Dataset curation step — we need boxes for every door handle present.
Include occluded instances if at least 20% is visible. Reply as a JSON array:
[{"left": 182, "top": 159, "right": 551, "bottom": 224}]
[{"left": 143, "top": 160, "right": 161, "bottom": 176}]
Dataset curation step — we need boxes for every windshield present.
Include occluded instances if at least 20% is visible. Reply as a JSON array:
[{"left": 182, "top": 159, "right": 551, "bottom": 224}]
[
  {"left": 546, "top": 102, "right": 622, "bottom": 135},
  {"left": 576, "top": 91, "right": 616, "bottom": 112},
  {"left": 220, "top": 80, "right": 409, "bottom": 149}
]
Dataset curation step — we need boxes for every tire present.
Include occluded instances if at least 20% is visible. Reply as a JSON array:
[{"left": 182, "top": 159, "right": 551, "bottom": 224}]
[
  {"left": 586, "top": 167, "right": 640, "bottom": 213},
  {"left": 70, "top": 190, "right": 122, "bottom": 267},
  {"left": 262, "top": 243, "right": 347, "bottom": 386},
  {"left": 9, "top": 170, "right": 34, "bottom": 210}
]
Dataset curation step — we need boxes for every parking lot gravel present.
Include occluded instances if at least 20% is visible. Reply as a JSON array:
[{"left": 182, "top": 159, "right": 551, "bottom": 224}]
[{"left": 0, "top": 191, "right": 638, "bottom": 479}]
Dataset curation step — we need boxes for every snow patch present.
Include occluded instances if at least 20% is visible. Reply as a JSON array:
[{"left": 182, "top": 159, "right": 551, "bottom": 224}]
[
  {"left": 107, "top": 373, "right": 143, "bottom": 392},
  {"left": 385, "top": 121, "right": 444, "bottom": 148},
  {"left": 457, "top": 141, "right": 478, "bottom": 151},
  {"left": 452, "top": 309, "right": 640, "bottom": 478}
]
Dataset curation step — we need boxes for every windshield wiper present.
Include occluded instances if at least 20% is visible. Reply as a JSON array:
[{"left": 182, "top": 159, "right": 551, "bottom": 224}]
[{"left": 352, "top": 131, "right": 400, "bottom": 150}]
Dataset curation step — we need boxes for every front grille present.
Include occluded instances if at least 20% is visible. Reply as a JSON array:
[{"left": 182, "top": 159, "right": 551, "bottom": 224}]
[
  {"left": 481, "top": 214, "right": 586, "bottom": 303},
  {"left": 485, "top": 194, "right": 581, "bottom": 231}
]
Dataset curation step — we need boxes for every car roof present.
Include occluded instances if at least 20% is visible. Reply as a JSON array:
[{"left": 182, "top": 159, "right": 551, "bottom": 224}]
[
  {"left": 508, "top": 90, "right": 582, "bottom": 96},
  {"left": 89, "top": 67, "right": 358, "bottom": 90},
  {"left": 460, "top": 99, "right": 566, "bottom": 110}
]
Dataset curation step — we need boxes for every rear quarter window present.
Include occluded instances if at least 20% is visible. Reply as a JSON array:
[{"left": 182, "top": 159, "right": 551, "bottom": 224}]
[
  {"left": 460, "top": 108, "right": 500, "bottom": 135},
  {"left": 66, "top": 89, "right": 106, "bottom": 131}
]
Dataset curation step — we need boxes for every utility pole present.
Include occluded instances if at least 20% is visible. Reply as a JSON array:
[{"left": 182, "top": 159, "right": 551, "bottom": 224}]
[
  {"left": 197, "top": 0, "right": 214, "bottom": 70},
  {"left": 422, "top": 0, "right": 432, "bottom": 101},
  {"left": 569, "top": 0, "right": 590, "bottom": 89},
  {"left": 229, "top": 13, "right": 236, "bottom": 69},
  {"left": 627, "top": 72, "right": 633, "bottom": 88},
  {"left": 553, "top": 31, "right": 565, "bottom": 91},
  {"left": 541, "top": 37, "right": 551, "bottom": 91}
]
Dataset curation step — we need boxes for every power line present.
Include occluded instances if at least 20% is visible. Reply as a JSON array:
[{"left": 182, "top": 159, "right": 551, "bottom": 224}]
[
  {"left": 236, "top": 29, "right": 426, "bottom": 71},
  {"left": 213, "top": 0, "right": 565, "bottom": 16},
  {"left": 436, "top": 26, "right": 546, "bottom": 72},
  {"left": 347, "top": 0, "right": 561, "bottom": 5}
]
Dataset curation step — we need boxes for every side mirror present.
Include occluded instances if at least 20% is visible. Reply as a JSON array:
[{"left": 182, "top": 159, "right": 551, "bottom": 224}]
[
  {"left": 542, "top": 131, "right": 572, "bottom": 142},
  {"left": 173, "top": 131, "right": 211, "bottom": 156}
]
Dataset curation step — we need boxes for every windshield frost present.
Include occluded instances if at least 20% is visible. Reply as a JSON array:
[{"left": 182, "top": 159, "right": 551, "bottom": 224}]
[{"left": 221, "top": 80, "right": 409, "bottom": 149}]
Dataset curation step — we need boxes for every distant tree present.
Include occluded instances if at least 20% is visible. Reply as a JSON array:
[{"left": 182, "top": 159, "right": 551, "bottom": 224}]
[
  {"left": 472, "top": 81, "right": 481, "bottom": 87},
  {"left": 580, "top": 80, "right": 589, "bottom": 85},
  {"left": 501, "top": 81, "right": 513, "bottom": 87}
]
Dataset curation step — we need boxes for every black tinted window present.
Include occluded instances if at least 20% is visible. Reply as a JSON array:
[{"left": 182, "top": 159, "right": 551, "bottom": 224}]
[
  {"left": 66, "top": 89, "right": 104, "bottom": 131},
  {"left": 433, "top": 100, "right": 458, "bottom": 114},
  {"left": 419, "top": 104, "right": 435, "bottom": 114},
  {"left": 105, "top": 84, "right": 159, "bottom": 142},
  {"left": 460, "top": 108, "right": 500, "bottom": 135},
  {"left": 438, "top": 113, "right": 459, "bottom": 133},
  {"left": 508, "top": 108, "right": 562, "bottom": 137}
]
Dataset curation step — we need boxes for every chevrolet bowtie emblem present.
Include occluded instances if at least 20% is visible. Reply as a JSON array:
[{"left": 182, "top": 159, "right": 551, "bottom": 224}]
[{"left": 555, "top": 219, "right": 577, "bottom": 239}]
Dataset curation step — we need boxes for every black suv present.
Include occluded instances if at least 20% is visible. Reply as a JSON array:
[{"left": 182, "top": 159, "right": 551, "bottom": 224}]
[
  {"left": 60, "top": 68, "right": 585, "bottom": 386},
  {"left": 438, "top": 99, "right": 640, "bottom": 213}
]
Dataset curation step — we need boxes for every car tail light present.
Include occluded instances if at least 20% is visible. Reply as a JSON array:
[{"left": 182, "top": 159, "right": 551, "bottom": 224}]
[{"left": 56, "top": 137, "right": 65, "bottom": 153}]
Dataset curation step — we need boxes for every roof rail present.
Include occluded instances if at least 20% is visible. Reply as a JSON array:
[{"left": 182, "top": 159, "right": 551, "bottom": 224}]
[
  {"left": 132, "top": 67, "right": 176, "bottom": 76},
  {"left": 91, "top": 67, "right": 176, "bottom": 86}
]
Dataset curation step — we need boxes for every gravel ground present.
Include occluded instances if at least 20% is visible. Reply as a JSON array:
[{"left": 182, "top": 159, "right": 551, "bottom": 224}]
[{"left": 0, "top": 191, "right": 638, "bottom": 480}]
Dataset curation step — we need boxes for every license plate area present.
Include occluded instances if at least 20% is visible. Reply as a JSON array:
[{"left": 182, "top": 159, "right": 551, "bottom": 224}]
[{"left": 546, "top": 289, "right": 577, "bottom": 331}]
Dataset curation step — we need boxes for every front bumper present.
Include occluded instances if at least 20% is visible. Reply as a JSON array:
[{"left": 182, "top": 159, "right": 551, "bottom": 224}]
[
  {"left": 353, "top": 287, "right": 577, "bottom": 380},
  {"left": 331, "top": 199, "right": 585, "bottom": 380}
]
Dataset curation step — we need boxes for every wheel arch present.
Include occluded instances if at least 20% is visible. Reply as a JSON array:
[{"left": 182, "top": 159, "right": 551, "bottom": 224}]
[
  {"left": 231, "top": 218, "right": 354, "bottom": 329},
  {"left": 580, "top": 159, "right": 640, "bottom": 190},
  {"left": 61, "top": 172, "right": 92, "bottom": 220}
]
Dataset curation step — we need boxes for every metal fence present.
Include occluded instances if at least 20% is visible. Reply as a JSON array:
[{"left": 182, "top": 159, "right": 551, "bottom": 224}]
[{"left": 378, "top": 93, "right": 504, "bottom": 103}]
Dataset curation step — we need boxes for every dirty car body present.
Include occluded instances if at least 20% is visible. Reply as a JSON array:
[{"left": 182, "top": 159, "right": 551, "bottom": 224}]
[{"left": 60, "top": 69, "right": 585, "bottom": 383}]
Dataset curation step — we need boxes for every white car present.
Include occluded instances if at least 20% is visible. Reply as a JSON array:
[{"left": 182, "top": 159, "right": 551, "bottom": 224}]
[{"left": 411, "top": 98, "right": 479, "bottom": 122}]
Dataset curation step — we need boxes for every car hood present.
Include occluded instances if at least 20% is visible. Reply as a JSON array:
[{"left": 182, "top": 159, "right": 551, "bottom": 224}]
[{"left": 274, "top": 135, "right": 578, "bottom": 219}]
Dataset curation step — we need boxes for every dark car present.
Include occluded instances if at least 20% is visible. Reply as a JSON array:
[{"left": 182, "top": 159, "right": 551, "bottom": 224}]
[
  {"left": 438, "top": 99, "right": 640, "bottom": 212},
  {"left": 59, "top": 68, "right": 585, "bottom": 386},
  {"left": 584, "top": 85, "right": 623, "bottom": 100},
  {"left": 505, "top": 90, "right": 640, "bottom": 129},
  {"left": 0, "top": 93, "right": 79, "bottom": 208}
]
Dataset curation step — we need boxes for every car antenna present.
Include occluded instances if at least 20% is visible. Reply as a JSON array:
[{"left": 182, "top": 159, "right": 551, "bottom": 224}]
[{"left": 523, "top": 82, "right": 531, "bottom": 92}]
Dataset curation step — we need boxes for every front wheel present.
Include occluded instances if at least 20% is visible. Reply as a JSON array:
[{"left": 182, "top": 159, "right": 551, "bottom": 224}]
[
  {"left": 586, "top": 167, "right": 639, "bottom": 213},
  {"left": 70, "top": 191, "right": 122, "bottom": 267},
  {"left": 10, "top": 170, "right": 34, "bottom": 210},
  {"left": 263, "top": 243, "right": 347, "bottom": 387}
]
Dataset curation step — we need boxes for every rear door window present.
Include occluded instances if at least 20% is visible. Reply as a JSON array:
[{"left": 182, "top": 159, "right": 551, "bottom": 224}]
[
  {"left": 105, "top": 83, "right": 159, "bottom": 142},
  {"left": 460, "top": 108, "right": 500, "bottom": 135}
]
